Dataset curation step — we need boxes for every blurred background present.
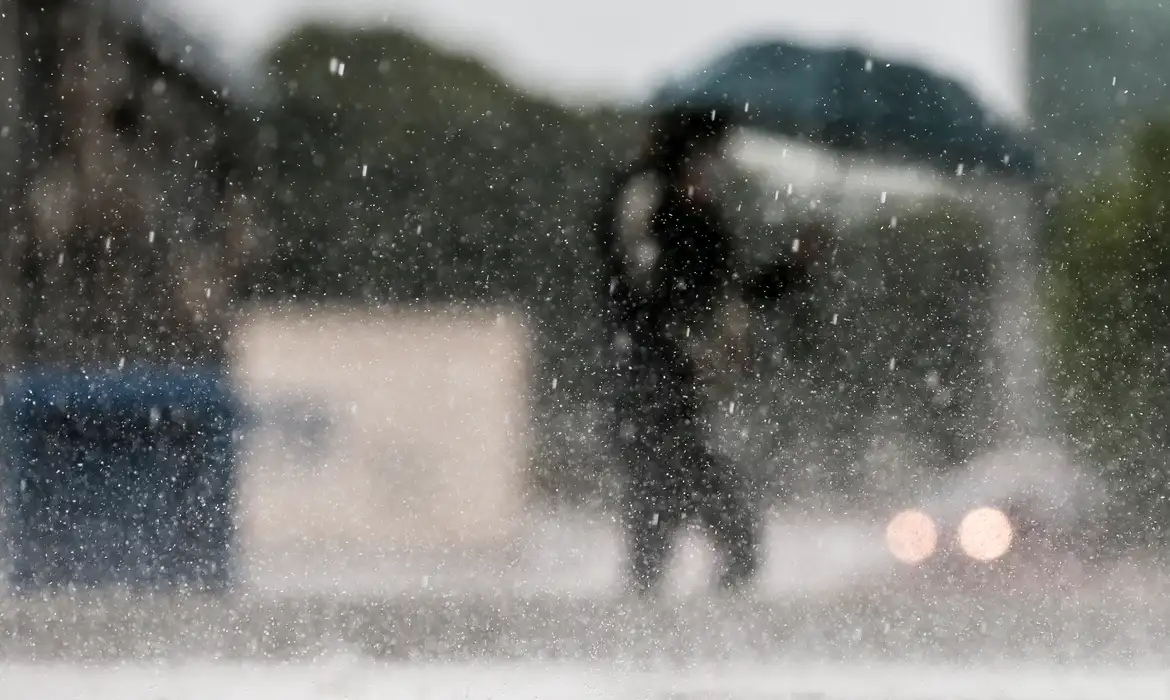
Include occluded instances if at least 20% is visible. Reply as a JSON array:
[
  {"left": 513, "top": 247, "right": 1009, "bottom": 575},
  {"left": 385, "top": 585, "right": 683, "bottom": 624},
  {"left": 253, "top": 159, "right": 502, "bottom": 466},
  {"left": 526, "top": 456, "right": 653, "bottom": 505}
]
[{"left": 6, "top": 0, "right": 1170, "bottom": 694}]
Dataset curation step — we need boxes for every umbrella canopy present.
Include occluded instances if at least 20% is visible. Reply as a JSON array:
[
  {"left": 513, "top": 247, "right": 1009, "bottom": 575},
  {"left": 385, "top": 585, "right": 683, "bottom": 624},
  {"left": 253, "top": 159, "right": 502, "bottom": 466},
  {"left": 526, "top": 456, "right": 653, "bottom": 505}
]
[{"left": 649, "top": 39, "right": 1039, "bottom": 179}]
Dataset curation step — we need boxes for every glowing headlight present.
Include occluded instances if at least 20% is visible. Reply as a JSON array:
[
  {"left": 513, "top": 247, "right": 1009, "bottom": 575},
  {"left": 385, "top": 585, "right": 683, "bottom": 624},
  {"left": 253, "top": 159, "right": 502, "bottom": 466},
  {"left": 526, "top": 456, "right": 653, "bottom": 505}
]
[
  {"left": 957, "top": 506, "right": 1014, "bottom": 561},
  {"left": 885, "top": 509, "right": 938, "bottom": 564}
]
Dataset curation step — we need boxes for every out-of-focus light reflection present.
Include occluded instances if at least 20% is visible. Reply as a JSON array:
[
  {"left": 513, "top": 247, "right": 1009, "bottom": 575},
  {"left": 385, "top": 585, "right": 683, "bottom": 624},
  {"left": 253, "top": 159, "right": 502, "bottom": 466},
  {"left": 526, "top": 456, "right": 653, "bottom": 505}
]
[
  {"left": 885, "top": 508, "right": 938, "bottom": 564},
  {"left": 958, "top": 506, "right": 1014, "bottom": 561}
]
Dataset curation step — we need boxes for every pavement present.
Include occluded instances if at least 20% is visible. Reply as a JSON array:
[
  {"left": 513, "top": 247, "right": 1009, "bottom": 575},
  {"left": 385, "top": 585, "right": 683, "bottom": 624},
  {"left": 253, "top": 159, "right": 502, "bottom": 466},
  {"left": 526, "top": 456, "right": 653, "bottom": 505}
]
[
  {"left": 1, "top": 509, "right": 1168, "bottom": 666},
  {"left": 5, "top": 660, "right": 1170, "bottom": 700}
]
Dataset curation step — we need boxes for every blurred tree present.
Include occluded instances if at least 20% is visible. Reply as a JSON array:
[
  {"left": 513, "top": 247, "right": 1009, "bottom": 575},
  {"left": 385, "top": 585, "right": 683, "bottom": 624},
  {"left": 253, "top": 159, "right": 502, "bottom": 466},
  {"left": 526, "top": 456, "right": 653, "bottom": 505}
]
[
  {"left": 1044, "top": 119, "right": 1170, "bottom": 547},
  {"left": 255, "top": 24, "right": 640, "bottom": 499}
]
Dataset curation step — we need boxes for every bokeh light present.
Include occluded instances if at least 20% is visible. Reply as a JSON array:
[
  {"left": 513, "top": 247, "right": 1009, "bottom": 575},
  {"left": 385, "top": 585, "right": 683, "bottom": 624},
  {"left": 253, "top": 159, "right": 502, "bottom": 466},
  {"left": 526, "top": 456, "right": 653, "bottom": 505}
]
[
  {"left": 885, "top": 509, "right": 938, "bottom": 564},
  {"left": 958, "top": 507, "right": 1014, "bottom": 561}
]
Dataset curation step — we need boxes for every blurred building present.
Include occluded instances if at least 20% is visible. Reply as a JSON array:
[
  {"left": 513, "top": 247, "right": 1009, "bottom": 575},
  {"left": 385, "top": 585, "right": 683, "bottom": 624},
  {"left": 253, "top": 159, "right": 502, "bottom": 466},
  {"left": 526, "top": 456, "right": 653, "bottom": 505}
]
[
  {"left": 0, "top": 0, "right": 271, "bottom": 371},
  {"left": 1028, "top": 0, "right": 1170, "bottom": 180}
]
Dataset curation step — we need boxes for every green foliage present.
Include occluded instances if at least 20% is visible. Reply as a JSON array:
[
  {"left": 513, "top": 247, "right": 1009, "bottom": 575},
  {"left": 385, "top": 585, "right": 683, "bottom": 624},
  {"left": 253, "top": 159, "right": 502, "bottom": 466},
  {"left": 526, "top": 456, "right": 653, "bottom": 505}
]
[
  {"left": 257, "top": 23, "right": 639, "bottom": 355},
  {"left": 1043, "top": 120, "right": 1170, "bottom": 545},
  {"left": 254, "top": 24, "right": 644, "bottom": 500}
]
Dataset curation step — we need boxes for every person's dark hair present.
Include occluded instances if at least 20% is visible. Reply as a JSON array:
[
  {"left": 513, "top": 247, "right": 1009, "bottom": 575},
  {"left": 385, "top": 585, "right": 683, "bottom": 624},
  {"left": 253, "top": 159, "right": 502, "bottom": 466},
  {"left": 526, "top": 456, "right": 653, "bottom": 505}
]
[{"left": 641, "top": 108, "right": 732, "bottom": 180}]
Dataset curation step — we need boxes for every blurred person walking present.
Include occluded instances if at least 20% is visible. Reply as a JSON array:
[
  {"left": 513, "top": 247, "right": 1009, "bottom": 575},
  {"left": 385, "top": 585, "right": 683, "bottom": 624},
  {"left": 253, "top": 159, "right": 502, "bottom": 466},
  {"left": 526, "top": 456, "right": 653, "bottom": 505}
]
[{"left": 593, "top": 109, "right": 828, "bottom": 596}]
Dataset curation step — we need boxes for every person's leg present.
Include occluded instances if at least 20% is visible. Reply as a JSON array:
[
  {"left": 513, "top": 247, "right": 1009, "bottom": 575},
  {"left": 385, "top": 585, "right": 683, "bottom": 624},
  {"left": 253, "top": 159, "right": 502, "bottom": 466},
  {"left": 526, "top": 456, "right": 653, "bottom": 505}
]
[
  {"left": 615, "top": 361, "right": 686, "bottom": 596},
  {"left": 624, "top": 466, "right": 681, "bottom": 596},
  {"left": 694, "top": 450, "right": 760, "bottom": 591},
  {"left": 667, "top": 369, "right": 761, "bottom": 592}
]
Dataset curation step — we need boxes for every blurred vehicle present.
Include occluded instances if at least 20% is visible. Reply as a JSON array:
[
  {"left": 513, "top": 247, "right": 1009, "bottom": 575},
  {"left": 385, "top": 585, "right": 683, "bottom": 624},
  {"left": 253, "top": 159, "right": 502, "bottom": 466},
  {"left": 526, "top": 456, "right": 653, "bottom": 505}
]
[{"left": 876, "top": 443, "right": 1111, "bottom": 592}]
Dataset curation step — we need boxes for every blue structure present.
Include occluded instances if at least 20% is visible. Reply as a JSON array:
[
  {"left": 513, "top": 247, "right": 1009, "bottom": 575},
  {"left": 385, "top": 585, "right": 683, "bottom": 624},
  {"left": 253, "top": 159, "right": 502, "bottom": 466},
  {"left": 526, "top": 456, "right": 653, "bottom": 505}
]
[{"left": 1, "top": 369, "right": 240, "bottom": 591}]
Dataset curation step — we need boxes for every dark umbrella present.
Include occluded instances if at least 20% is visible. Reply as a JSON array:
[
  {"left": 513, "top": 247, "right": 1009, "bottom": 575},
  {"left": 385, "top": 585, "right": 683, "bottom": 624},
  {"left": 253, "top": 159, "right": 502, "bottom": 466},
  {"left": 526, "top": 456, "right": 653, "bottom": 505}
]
[{"left": 649, "top": 38, "right": 1040, "bottom": 179}]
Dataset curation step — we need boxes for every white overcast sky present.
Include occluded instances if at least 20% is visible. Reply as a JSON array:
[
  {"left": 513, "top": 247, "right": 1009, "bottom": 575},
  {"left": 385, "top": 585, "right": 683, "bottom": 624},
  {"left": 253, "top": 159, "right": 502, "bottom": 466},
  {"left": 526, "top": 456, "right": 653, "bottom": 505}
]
[{"left": 156, "top": 0, "right": 1028, "bottom": 122}]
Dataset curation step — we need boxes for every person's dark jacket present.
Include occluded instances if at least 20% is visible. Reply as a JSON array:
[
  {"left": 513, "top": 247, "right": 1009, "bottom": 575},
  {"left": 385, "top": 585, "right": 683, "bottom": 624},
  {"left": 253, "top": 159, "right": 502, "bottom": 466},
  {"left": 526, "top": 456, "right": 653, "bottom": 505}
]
[{"left": 594, "top": 163, "right": 814, "bottom": 349}]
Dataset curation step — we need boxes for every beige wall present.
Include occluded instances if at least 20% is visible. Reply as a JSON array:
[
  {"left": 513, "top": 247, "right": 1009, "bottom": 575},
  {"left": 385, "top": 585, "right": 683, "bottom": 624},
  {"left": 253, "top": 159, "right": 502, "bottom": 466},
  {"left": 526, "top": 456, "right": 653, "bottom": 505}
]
[{"left": 230, "top": 305, "right": 532, "bottom": 564}]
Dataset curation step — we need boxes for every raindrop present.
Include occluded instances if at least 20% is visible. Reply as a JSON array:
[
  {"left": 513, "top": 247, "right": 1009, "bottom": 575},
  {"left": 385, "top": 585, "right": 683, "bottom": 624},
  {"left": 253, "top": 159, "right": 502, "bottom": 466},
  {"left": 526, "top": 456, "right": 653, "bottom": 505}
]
[
  {"left": 743, "top": 101, "right": 750, "bottom": 113},
  {"left": 888, "top": 357, "right": 897, "bottom": 370},
  {"left": 880, "top": 191, "right": 887, "bottom": 204},
  {"left": 551, "top": 377, "right": 558, "bottom": 390},
  {"left": 361, "top": 164, "right": 368, "bottom": 177},
  {"left": 786, "top": 183, "right": 793, "bottom": 196},
  {"left": 1112, "top": 76, "right": 1117, "bottom": 86},
  {"left": 889, "top": 216, "right": 898, "bottom": 229},
  {"left": 791, "top": 238, "right": 801, "bottom": 253},
  {"left": 831, "top": 313, "right": 839, "bottom": 325},
  {"left": 104, "top": 236, "right": 111, "bottom": 251},
  {"left": 925, "top": 370, "right": 942, "bottom": 389},
  {"left": 865, "top": 58, "right": 874, "bottom": 72},
  {"left": 148, "top": 230, "right": 155, "bottom": 244},
  {"left": 650, "top": 512, "right": 660, "bottom": 526},
  {"left": 1, "top": 126, "right": 8, "bottom": 137},
  {"left": 57, "top": 252, "right": 64, "bottom": 266},
  {"left": 118, "top": 357, "right": 125, "bottom": 370},
  {"left": 728, "top": 401, "right": 737, "bottom": 415},
  {"left": 956, "top": 163, "right": 965, "bottom": 176}
]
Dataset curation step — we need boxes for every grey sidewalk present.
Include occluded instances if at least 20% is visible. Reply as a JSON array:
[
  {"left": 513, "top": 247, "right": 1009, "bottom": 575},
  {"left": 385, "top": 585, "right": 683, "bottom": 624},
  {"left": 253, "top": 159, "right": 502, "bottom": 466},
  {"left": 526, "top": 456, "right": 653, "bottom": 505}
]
[{"left": 1, "top": 509, "right": 1167, "bottom": 664}]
